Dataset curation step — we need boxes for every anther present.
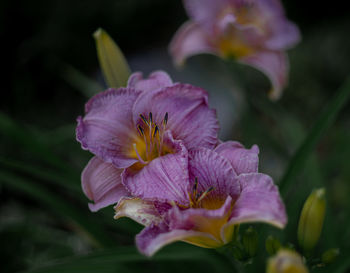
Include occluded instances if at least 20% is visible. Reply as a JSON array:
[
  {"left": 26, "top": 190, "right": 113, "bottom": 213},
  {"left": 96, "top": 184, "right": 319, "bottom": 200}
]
[
  {"left": 197, "top": 186, "right": 214, "bottom": 203},
  {"left": 153, "top": 125, "right": 159, "bottom": 138},
  {"left": 163, "top": 112, "right": 168, "bottom": 125},
  {"left": 140, "top": 114, "right": 148, "bottom": 125},
  {"left": 149, "top": 112, "right": 153, "bottom": 123},
  {"left": 137, "top": 125, "right": 144, "bottom": 136},
  {"left": 192, "top": 177, "right": 198, "bottom": 194}
]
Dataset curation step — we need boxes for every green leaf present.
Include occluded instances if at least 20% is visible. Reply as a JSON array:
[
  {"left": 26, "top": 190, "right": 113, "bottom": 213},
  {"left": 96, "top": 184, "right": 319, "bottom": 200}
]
[
  {"left": 0, "top": 170, "right": 114, "bottom": 248},
  {"left": 0, "top": 156, "right": 80, "bottom": 193},
  {"left": 279, "top": 76, "right": 350, "bottom": 196},
  {"left": 23, "top": 245, "right": 232, "bottom": 273},
  {"left": 0, "top": 112, "right": 76, "bottom": 175},
  {"left": 62, "top": 64, "right": 103, "bottom": 98},
  {"left": 94, "top": 28, "right": 131, "bottom": 88}
]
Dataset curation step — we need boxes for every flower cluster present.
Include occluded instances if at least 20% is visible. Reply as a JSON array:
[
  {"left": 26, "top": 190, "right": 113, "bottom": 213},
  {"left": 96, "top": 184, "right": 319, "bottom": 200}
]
[
  {"left": 169, "top": 0, "right": 300, "bottom": 99},
  {"left": 76, "top": 71, "right": 286, "bottom": 256}
]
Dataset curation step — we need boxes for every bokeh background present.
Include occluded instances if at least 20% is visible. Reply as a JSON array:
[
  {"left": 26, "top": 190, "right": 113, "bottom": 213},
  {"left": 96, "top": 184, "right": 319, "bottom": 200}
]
[{"left": 1, "top": 0, "right": 350, "bottom": 272}]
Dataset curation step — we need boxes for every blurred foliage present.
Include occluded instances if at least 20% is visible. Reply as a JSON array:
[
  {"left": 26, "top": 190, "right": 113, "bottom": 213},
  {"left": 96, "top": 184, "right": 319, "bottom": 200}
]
[{"left": 1, "top": 0, "right": 350, "bottom": 273}]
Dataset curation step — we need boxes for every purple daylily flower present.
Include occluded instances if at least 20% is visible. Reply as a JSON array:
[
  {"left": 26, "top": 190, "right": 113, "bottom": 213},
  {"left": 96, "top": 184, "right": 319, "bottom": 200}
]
[
  {"left": 169, "top": 0, "right": 301, "bottom": 99},
  {"left": 115, "top": 141, "right": 287, "bottom": 256},
  {"left": 77, "top": 71, "right": 219, "bottom": 211}
]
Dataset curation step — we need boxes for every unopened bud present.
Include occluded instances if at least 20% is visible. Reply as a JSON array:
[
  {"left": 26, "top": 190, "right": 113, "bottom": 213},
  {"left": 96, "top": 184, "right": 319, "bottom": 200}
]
[
  {"left": 242, "top": 226, "right": 258, "bottom": 257},
  {"left": 322, "top": 248, "right": 339, "bottom": 264},
  {"left": 298, "top": 188, "right": 326, "bottom": 252},
  {"left": 267, "top": 249, "right": 309, "bottom": 273},
  {"left": 266, "top": 235, "right": 281, "bottom": 255}
]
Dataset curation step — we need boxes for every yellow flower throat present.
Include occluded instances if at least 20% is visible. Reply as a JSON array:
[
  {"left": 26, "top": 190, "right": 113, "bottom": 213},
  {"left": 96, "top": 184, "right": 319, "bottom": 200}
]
[{"left": 131, "top": 112, "right": 171, "bottom": 164}]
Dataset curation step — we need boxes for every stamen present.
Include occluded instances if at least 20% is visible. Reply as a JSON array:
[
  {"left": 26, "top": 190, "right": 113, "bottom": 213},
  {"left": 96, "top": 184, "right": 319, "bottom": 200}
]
[
  {"left": 197, "top": 186, "right": 214, "bottom": 203},
  {"left": 133, "top": 143, "right": 147, "bottom": 164},
  {"left": 135, "top": 112, "right": 169, "bottom": 162},
  {"left": 152, "top": 125, "right": 161, "bottom": 157},
  {"left": 163, "top": 112, "right": 168, "bottom": 125},
  {"left": 143, "top": 133, "right": 148, "bottom": 157},
  {"left": 188, "top": 177, "right": 215, "bottom": 208},
  {"left": 160, "top": 112, "right": 168, "bottom": 153},
  {"left": 192, "top": 177, "right": 198, "bottom": 196},
  {"left": 148, "top": 120, "right": 153, "bottom": 156},
  {"left": 140, "top": 114, "right": 148, "bottom": 125},
  {"left": 137, "top": 125, "right": 144, "bottom": 136},
  {"left": 153, "top": 125, "right": 159, "bottom": 138}
]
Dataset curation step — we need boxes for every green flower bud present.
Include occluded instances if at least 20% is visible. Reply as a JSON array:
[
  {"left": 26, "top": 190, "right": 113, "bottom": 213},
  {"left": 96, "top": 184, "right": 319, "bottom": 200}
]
[
  {"left": 266, "top": 235, "right": 281, "bottom": 255},
  {"left": 242, "top": 226, "right": 258, "bottom": 257},
  {"left": 267, "top": 249, "right": 309, "bottom": 273},
  {"left": 298, "top": 188, "right": 326, "bottom": 252},
  {"left": 322, "top": 248, "right": 339, "bottom": 264}
]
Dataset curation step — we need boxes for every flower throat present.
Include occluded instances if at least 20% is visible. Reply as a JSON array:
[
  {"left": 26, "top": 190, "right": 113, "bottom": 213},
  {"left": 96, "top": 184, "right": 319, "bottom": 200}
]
[{"left": 133, "top": 112, "right": 169, "bottom": 164}]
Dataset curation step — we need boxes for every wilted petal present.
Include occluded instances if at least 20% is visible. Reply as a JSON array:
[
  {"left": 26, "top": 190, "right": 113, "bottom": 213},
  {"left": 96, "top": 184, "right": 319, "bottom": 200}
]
[
  {"left": 215, "top": 141, "right": 259, "bottom": 175},
  {"left": 136, "top": 221, "right": 220, "bottom": 257},
  {"left": 239, "top": 51, "right": 288, "bottom": 100},
  {"left": 76, "top": 88, "right": 142, "bottom": 168},
  {"left": 169, "top": 21, "right": 217, "bottom": 66},
  {"left": 82, "top": 156, "right": 127, "bottom": 212},
  {"left": 133, "top": 83, "right": 219, "bottom": 150},
  {"left": 114, "top": 197, "right": 162, "bottom": 226},
  {"left": 122, "top": 133, "right": 190, "bottom": 205},
  {"left": 127, "top": 71, "right": 173, "bottom": 93},
  {"left": 227, "top": 173, "right": 287, "bottom": 228},
  {"left": 188, "top": 148, "right": 240, "bottom": 202}
]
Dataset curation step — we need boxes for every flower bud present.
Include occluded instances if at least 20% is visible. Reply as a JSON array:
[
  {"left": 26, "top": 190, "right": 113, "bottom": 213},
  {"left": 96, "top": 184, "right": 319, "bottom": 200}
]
[
  {"left": 322, "top": 248, "right": 339, "bottom": 264},
  {"left": 267, "top": 249, "right": 309, "bottom": 273},
  {"left": 298, "top": 188, "right": 326, "bottom": 252},
  {"left": 265, "top": 235, "right": 281, "bottom": 255},
  {"left": 242, "top": 226, "right": 258, "bottom": 257}
]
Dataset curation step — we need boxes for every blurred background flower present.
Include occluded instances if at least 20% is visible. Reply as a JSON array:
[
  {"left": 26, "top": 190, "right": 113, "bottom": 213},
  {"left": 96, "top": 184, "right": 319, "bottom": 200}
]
[
  {"left": 1, "top": 0, "right": 350, "bottom": 273},
  {"left": 169, "top": 0, "right": 300, "bottom": 99}
]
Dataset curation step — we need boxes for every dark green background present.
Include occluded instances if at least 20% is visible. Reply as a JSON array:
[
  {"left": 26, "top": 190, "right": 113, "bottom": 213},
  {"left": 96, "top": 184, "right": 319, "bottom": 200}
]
[{"left": 1, "top": 0, "right": 350, "bottom": 272}]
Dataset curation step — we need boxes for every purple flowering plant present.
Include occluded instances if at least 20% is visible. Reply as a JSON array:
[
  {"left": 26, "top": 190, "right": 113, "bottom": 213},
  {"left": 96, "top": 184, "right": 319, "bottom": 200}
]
[
  {"left": 71, "top": 1, "right": 347, "bottom": 271},
  {"left": 117, "top": 145, "right": 286, "bottom": 256},
  {"left": 77, "top": 70, "right": 286, "bottom": 257},
  {"left": 170, "top": 0, "right": 300, "bottom": 99},
  {"left": 77, "top": 71, "right": 219, "bottom": 211},
  {"left": 4, "top": 0, "right": 350, "bottom": 272}
]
